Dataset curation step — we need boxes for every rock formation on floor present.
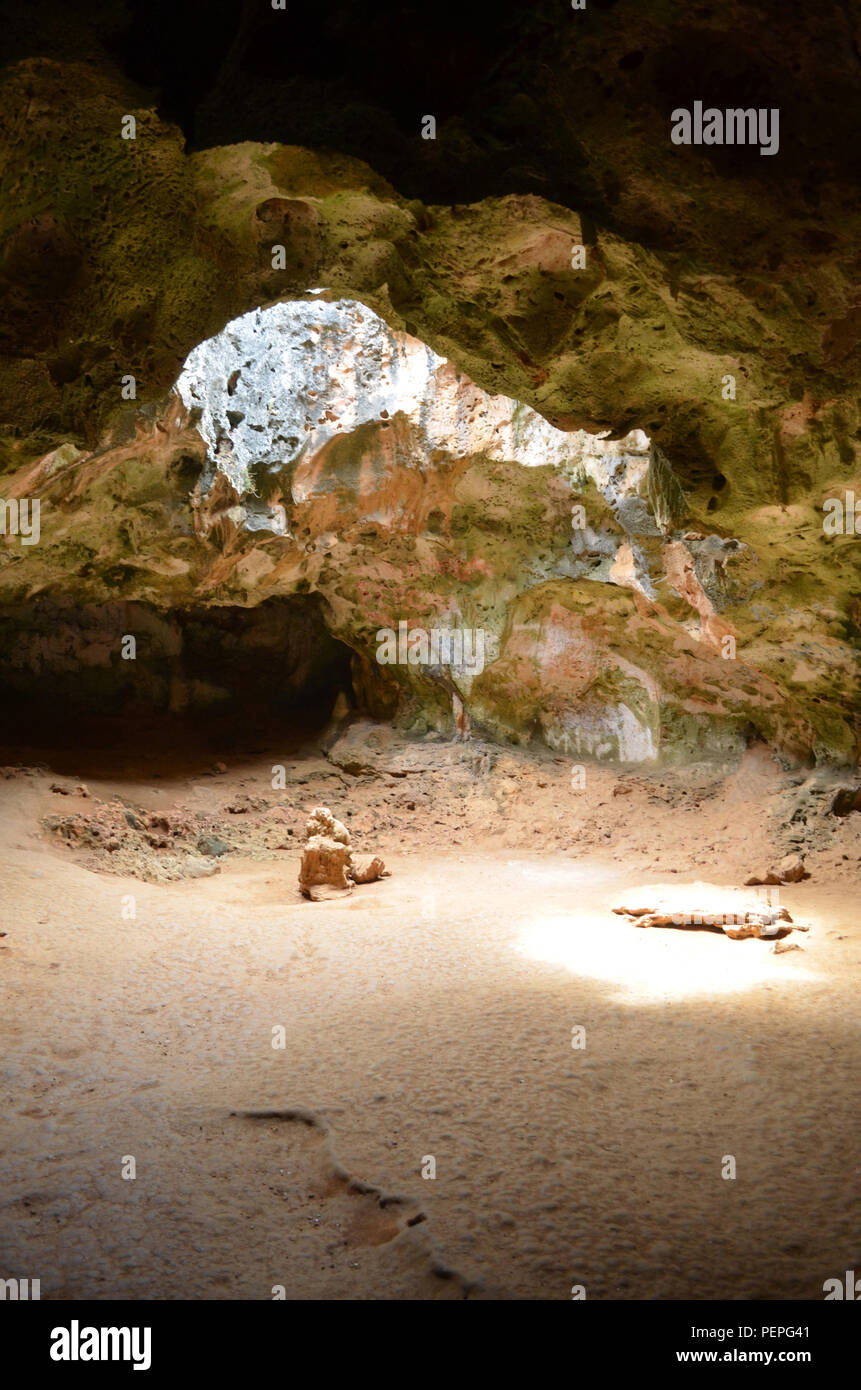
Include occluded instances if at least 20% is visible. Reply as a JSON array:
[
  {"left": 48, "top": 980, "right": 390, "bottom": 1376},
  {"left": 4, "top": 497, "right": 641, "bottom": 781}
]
[
  {"left": 744, "top": 853, "right": 809, "bottom": 886},
  {"left": 298, "top": 805, "right": 389, "bottom": 901},
  {"left": 305, "top": 805, "right": 350, "bottom": 846},
  {"left": 612, "top": 883, "right": 803, "bottom": 940}
]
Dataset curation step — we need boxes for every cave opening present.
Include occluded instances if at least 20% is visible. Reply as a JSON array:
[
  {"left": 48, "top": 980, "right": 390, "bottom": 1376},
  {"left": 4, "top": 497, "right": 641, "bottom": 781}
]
[{"left": 0, "top": 594, "right": 360, "bottom": 777}]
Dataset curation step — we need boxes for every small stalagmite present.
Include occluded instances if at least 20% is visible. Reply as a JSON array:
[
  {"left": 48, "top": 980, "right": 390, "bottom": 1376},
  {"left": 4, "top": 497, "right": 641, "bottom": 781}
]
[{"left": 298, "top": 805, "right": 390, "bottom": 901}]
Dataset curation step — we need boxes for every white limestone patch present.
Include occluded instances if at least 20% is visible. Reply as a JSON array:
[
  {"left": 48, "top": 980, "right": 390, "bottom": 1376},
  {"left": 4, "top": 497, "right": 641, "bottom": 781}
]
[
  {"left": 176, "top": 296, "right": 445, "bottom": 498},
  {"left": 174, "top": 295, "right": 664, "bottom": 539},
  {"left": 544, "top": 703, "right": 658, "bottom": 763}
]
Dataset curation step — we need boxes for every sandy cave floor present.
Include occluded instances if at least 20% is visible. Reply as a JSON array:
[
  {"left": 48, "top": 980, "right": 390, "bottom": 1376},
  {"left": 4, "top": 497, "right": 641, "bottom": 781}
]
[{"left": 1, "top": 725, "right": 859, "bottom": 1301}]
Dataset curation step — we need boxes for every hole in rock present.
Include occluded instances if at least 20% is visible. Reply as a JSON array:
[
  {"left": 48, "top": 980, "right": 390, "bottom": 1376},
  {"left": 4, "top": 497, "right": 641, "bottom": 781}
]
[{"left": 0, "top": 595, "right": 360, "bottom": 779}]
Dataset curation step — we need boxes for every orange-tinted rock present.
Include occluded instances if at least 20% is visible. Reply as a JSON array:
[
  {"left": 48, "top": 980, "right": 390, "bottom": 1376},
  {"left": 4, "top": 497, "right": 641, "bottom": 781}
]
[
  {"left": 298, "top": 836, "right": 353, "bottom": 899},
  {"left": 349, "top": 855, "right": 390, "bottom": 884}
]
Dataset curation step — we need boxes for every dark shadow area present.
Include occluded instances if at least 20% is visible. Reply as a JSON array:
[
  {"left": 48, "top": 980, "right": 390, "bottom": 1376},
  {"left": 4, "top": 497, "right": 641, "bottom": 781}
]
[
  {"left": 0, "top": 594, "right": 356, "bottom": 778},
  {"left": 5, "top": 0, "right": 858, "bottom": 222}
]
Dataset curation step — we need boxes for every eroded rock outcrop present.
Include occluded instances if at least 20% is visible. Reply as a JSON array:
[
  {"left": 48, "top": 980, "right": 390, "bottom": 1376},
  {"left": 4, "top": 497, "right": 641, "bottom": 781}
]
[
  {"left": 0, "top": 280, "right": 847, "bottom": 765},
  {"left": 612, "top": 884, "right": 801, "bottom": 940},
  {"left": 175, "top": 294, "right": 673, "bottom": 578},
  {"left": 298, "top": 805, "right": 389, "bottom": 900},
  {"left": 166, "top": 292, "right": 825, "bottom": 762}
]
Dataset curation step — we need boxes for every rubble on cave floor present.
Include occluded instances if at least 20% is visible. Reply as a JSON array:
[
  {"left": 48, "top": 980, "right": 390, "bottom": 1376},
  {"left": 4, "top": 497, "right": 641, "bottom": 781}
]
[
  {"left": 19, "top": 725, "right": 861, "bottom": 890},
  {"left": 38, "top": 783, "right": 307, "bottom": 884}
]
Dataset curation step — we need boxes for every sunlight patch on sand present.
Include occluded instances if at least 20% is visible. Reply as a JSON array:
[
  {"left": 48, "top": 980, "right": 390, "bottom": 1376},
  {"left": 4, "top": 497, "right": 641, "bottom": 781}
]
[{"left": 517, "top": 911, "right": 820, "bottom": 1003}]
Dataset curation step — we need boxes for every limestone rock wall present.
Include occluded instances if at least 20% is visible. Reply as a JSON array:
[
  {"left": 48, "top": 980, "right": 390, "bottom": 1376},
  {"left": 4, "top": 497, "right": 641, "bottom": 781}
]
[{"left": 0, "top": 55, "right": 857, "bottom": 766}]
